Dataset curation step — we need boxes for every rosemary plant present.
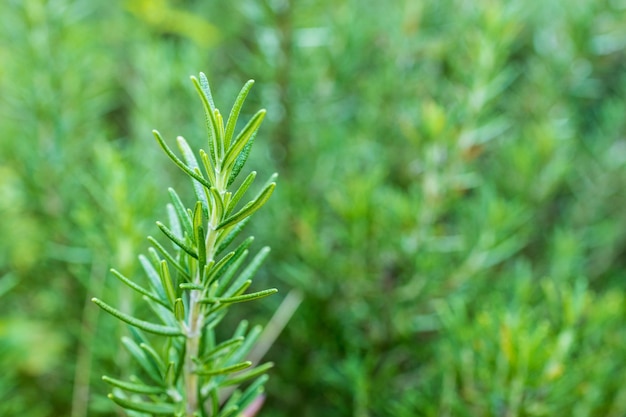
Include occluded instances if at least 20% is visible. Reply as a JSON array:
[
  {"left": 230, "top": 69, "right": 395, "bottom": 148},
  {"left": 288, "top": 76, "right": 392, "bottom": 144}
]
[{"left": 92, "top": 73, "right": 277, "bottom": 416}]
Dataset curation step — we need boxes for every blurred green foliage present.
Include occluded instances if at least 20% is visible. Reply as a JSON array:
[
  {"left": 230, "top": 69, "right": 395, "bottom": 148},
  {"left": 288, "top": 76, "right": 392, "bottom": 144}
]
[{"left": 1, "top": 0, "right": 626, "bottom": 416}]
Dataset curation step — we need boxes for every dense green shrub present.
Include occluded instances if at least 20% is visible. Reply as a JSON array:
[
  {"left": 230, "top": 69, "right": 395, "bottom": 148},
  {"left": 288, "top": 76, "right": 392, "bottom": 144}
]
[
  {"left": 1, "top": 0, "right": 626, "bottom": 416},
  {"left": 417, "top": 278, "right": 626, "bottom": 416}
]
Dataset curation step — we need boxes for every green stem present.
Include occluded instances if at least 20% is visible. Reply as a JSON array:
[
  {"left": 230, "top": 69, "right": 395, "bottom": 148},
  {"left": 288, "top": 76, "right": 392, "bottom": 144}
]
[
  {"left": 185, "top": 289, "right": 203, "bottom": 416},
  {"left": 186, "top": 176, "right": 222, "bottom": 415}
]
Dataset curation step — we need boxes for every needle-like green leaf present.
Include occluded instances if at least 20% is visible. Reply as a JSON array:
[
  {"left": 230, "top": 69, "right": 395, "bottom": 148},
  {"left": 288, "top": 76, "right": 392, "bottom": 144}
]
[
  {"left": 193, "top": 201, "right": 207, "bottom": 268},
  {"left": 226, "top": 171, "right": 257, "bottom": 214},
  {"left": 196, "top": 361, "right": 252, "bottom": 376},
  {"left": 229, "top": 325, "right": 263, "bottom": 364},
  {"left": 228, "top": 134, "right": 256, "bottom": 186},
  {"left": 219, "top": 362, "right": 274, "bottom": 387},
  {"left": 225, "top": 80, "right": 255, "bottom": 149},
  {"left": 159, "top": 260, "right": 177, "bottom": 306},
  {"left": 92, "top": 298, "right": 181, "bottom": 336},
  {"left": 139, "top": 254, "right": 168, "bottom": 302},
  {"left": 197, "top": 72, "right": 216, "bottom": 109},
  {"left": 218, "top": 182, "right": 275, "bottom": 230},
  {"left": 156, "top": 221, "right": 198, "bottom": 259},
  {"left": 222, "top": 109, "right": 265, "bottom": 173},
  {"left": 208, "top": 186, "right": 224, "bottom": 224},
  {"left": 205, "top": 250, "right": 236, "bottom": 286},
  {"left": 191, "top": 74, "right": 219, "bottom": 164},
  {"left": 122, "top": 335, "right": 163, "bottom": 384},
  {"left": 215, "top": 246, "right": 252, "bottom": 294},
  {"left": 221, "top": 279, "right": 252, "bottom": 301},
  {"left": 144, "top": 297, "right": 178, "bottom": 329},
  {"left": 167, "top": 203, "right": 182, "bottom": 241},
  {"left": 221, "top": 247, "right": 270, "bottom": 297},
  {"left": 199, "top": 149, "right": 217, "bottom": 185},
  {"left": 215, "top": 109, "right": 226, "bottom": 156},
  {"left": 109, "top": 268, "right": 169, "bottom": 308},
  {"left": 199, "top": 336, "right": 245, "bottom": 363},
  {"left": 107, "top": 394, "right": 177, "bottom": 414},
  {"left": 177, "top": 136, "right": 210, "bottom": 214},
  {"left": 215, "top": 218, "right": 251, "bottom": 255},
  {"left": 174, "top": 298, "right": 185, "bottom": 321},
  {"left": 168, "top": 188, "right": 193, "bottom": 238},
  {"left": 202, "top": 288, "right": 277, "bottom": 305},
  {"left": 153, "top": 130, "right": 210, "bottom": 189},
  {"left": 147, "top": 238, "right": 191, "bottom": 282},
  {"left": 236, "top": 375, "right": 269, "bottom": 412},
  {"left": 180, "top": 282, "right": 204, "bottom": 290},
  {"left": 140, "top": 341, "right": 166, "bottom": 374},
  {"left": 102, "top": 376, "right": 164, "bottom": 395}
]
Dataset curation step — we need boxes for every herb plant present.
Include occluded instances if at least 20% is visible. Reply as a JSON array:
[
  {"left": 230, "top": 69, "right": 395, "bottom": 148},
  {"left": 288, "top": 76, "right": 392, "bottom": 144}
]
[{"left": 92, "top": 73, "right": 277, "bottom": 416}]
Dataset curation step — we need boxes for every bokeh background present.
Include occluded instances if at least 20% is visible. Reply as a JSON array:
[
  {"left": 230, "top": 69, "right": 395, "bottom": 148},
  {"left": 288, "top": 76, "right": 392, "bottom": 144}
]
[{"left": 2, "top": 0, "right": 626, "bottom": 416}]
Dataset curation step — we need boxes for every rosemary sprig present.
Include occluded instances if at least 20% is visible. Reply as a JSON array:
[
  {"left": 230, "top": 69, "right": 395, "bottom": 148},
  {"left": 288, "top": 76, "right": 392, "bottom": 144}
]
[{"left": 93, "top": 73, "right": 277, "bottom": 416}]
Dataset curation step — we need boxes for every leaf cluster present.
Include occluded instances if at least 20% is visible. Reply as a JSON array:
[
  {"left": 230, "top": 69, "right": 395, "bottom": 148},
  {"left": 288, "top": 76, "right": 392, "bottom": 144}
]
[{"left": 92, "top": 73, "right": 277, "bottom": 416}]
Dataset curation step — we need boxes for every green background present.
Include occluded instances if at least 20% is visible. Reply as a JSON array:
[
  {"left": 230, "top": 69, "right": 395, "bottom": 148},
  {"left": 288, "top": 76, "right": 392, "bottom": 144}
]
[{"left": 1, "top": 0, "right": 626, "bottom": 415}]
